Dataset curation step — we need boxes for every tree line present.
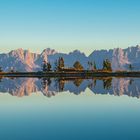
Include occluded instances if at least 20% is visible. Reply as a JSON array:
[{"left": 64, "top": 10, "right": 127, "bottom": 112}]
[
  {"left": 42, "top": 57, "right": 113, "bottom": 72},
  {"left": 0, "top": 57, "right": 134, "bottom": 73}
]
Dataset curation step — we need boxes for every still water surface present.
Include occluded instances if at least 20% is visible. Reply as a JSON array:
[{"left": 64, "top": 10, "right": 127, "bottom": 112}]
[{"left": 0, "top": 77, "right": 140, "bottom": 140}]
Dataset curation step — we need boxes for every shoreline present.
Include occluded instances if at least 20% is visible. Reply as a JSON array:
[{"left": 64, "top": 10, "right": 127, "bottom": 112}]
[{"left": 0, "top": 71, "right": 140, "bottom": 78}]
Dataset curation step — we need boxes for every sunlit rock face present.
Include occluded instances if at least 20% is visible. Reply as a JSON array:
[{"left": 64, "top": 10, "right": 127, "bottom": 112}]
[
  {"left": 89, "top": 45, "right": 140, "bottom": 70},
  {"left": 0, "top": 48, "right": 39, "bottom": 72},
  {"left": 0, "top": 45, "right": 140, "bottom": 71}
]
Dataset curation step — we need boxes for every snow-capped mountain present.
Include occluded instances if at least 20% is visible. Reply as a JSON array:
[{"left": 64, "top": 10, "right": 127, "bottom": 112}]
[{"left": 1, "top": 45, "right": 140, "bottom": 71}]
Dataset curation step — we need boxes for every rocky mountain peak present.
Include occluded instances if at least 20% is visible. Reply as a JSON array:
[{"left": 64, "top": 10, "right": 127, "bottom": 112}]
[
  {"left": 1, "top": 45, "right": 140, "bottom": 72},
  {"left": 41, "top": 48, "right": 57, "bottom": 56}
]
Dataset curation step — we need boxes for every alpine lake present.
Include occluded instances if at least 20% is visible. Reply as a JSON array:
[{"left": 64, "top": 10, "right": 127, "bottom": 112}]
[{"left": 0, "top": 77, "right": 140, "bottom": 140}]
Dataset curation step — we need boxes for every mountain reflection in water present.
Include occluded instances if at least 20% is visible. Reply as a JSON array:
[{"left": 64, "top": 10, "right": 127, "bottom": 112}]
[{"left": 0, "top": 77, "right": 139, "bottom": 98}]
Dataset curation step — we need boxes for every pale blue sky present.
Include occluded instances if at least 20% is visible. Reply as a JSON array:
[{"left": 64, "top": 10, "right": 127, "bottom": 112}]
[{"left": 0, "top": 0, "right": 140, "bottom": 55}]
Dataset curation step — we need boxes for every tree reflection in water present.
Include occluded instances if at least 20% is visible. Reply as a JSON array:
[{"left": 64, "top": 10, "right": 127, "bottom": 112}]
[
  {"left": 103, "top": 78, "right": 112, "bottom": 90},
  {"left": 0, "top": 77, "right": 139, "bottom": 98},
  {"left": 73, "top": 79, "right": 83, "bottom": 87}
]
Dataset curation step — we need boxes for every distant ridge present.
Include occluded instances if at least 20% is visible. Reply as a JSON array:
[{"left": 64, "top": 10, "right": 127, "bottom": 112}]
[{"left": 0, "top": 45, "right": 140, "bottom": 71}]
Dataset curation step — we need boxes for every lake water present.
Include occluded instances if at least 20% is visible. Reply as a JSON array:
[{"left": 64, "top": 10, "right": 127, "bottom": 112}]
[{"left": 0, "top": 77, "right": 140, "bottom": 140}]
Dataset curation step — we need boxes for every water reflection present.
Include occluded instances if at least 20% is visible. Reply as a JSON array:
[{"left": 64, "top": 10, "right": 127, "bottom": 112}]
[{"left": 0, "top": 77, "right": 140, "bottom": 98}]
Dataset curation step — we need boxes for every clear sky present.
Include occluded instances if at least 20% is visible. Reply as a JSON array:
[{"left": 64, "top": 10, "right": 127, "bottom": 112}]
[{"left": 0, "top": 0, "right": 140, "bottom": 55}]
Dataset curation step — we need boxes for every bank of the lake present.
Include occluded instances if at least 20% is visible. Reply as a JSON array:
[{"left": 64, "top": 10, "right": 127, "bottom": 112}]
[{"left": 0, "top": 71, "right": 140, "bottom": 78}]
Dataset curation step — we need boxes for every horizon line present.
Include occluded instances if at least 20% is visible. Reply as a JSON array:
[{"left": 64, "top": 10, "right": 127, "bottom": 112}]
[{"left": 0, "top": 44, "right": 140, "bottom": 56}]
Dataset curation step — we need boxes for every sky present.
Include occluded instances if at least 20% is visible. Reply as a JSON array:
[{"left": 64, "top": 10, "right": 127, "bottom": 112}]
[{"left": 0, "top": 0, "right": 140, "bottom": 55}]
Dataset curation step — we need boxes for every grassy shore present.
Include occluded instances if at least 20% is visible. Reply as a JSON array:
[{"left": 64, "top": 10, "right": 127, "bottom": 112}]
[{"left": 0, "top": 71, "right": 140, "bottom": 78}]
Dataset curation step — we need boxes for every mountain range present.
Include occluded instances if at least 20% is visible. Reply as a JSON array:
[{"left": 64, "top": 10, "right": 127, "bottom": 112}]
[{"left": 1, "top": 45, "right": 140, "bottom": 71}]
